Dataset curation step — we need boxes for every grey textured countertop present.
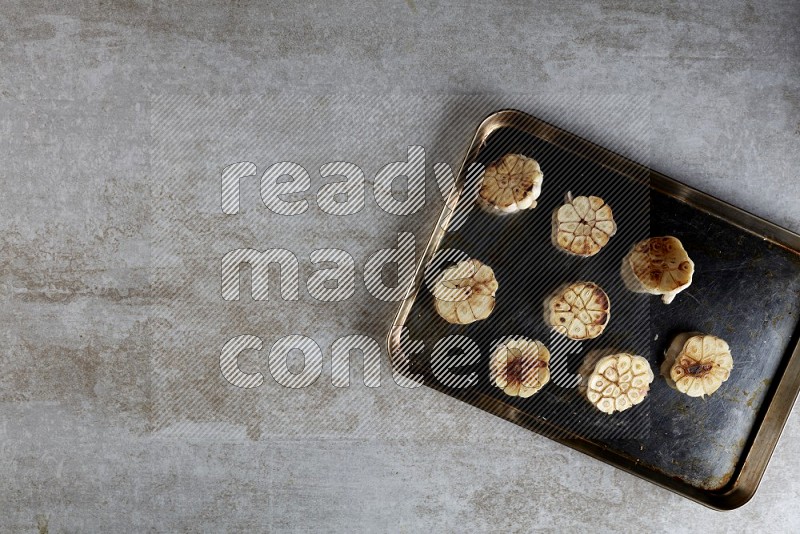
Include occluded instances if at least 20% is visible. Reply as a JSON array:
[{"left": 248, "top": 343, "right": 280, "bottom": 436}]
[{"left": 1, "top": 1, "right": 799, "bottom": 532}]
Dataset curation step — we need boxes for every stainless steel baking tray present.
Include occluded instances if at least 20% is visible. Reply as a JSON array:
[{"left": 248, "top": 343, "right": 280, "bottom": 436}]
[{"left": 388, "top": 110, "right": 800, "bottom": 510}]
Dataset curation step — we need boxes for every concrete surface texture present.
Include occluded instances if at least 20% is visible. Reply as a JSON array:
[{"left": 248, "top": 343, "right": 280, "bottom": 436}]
[{"left": 1, "top": 1, "right": 799, "bottom": 532}]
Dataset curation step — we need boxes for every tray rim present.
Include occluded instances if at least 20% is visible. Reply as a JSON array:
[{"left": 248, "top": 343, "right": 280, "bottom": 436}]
[{"left": 387, "top": 108, "right": 800, "bottom": 510}]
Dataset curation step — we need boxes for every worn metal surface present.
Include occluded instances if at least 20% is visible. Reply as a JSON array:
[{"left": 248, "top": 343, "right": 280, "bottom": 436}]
[{"left": 391, "top": 111, "right": 800, "bottom": 509}]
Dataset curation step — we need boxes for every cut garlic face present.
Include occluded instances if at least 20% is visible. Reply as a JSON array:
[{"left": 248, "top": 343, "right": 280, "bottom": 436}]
[
  {"left": 663, "top": 333, "right": 733, "bottom": 398},
  {"left": 477, "top": 153, "right": 543, "bottom": 214},
  {"left": 622, "top": 236, "right": 694, "bottom": 304},
  {"left": 489, "top": 338, "right": 551, "bottom": 398},
  {"left": 552, "top": 193, "right": 616, "bottom": 257},
  {"left": 546, "top": 282, "right": 610, "bottom": 340},
  {"left": 433, "top": 258, "right": 498, "bottom": 324},
  {"left": 586, "top": 353, "right": 654, "bottom": 414}
]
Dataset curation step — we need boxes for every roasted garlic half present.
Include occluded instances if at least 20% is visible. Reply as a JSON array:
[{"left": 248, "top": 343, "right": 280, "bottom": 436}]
[
  {"left": 477, "top": 153, "right": 543, "bottom": 214},
  {"left": 546, "top": 282, "right": 610, "bottom": 340},
  {"left": 621, "top": 236, "right": 694, "bottom": 304},
  {"left": 552, "top": 192, "right": 617, "bottom": 257},
  {"left": 585, "top": 353, "right": 654, "bottom": 414},
  {"left": 662, "top": 333, "right": 733, "bottom": 398},
  {"left": 432, "top": 258, "right": 498, "bottom": 324},
  {"left": 489, "top": 338, "right": 551, "bottom": 398}
]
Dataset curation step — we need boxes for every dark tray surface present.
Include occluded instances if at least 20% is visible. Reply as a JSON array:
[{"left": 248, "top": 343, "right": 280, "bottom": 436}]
[{"left": 402, "top": 125, "right": 800, "bottom": 492}]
